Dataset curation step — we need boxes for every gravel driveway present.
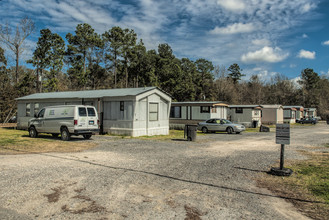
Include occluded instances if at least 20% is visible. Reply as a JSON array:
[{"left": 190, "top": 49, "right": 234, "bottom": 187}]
[{"left": 1, "top": 123, "right": 329, "bottom": 219}]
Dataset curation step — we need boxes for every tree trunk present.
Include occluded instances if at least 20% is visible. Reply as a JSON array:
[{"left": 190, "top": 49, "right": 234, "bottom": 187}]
[{"left": 15, "top": 46, "right": 19, "bottom": 84}]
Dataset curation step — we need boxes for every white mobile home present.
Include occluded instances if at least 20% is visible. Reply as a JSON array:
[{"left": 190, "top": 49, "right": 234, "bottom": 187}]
[
  {"left": 228, "top": 105, "right": 262, "bottom": 128},
  {"left": 293, "top": 106, "right": 304, "bottom": 120},
  {"left": 170, "top": 101, "right": 228, "bottom": 126},
  {"left": 304, "top": 108, "right": 317, "bottom": 118},
  {"left": 16, "top": 87, "right": 171, "bottom": 137},
  {"left": 261, "top": 105, "right": 284, "bottom": 124}
]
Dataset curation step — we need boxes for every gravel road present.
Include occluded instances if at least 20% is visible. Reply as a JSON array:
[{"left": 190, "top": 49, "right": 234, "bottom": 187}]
[{"left": 1, "top": 123, "right": 329, "bottom": 219}]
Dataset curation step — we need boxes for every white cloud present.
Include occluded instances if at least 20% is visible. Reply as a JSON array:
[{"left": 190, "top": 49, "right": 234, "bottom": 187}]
[
  {"left": 241, "top": 46, "right": 289, "bottom": 63},
  {"left": 291, "top": 77, "right": 302, "bottom": 88},
  {"left": 210, "top": 23, "right": 256, "bottom": 35},
  {"left": 323, "top": 40, "right": 329, "bottom": 45},
  {"left": 302, "top": 34, "right": 308, "bottom": 38},
  {"left": 217, "top": 0, "right": 246, "bottom": 12},
  {"left": 252, "top": 39, "right": 271, "bottom": 46},
  {"left": 297, "top": 49, "right": 316, "bottom": 59}
]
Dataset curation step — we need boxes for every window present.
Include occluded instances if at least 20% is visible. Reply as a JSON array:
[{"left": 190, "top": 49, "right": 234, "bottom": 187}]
[
  {"left": 236, "top": 107, "right": 243, "bottom": 114},
  {"left": 49, "top": 110, "right": 55, "bottom": 116},
  {"left": 87, "top": 108, "right": 96, "bottom": 116},
  {"left": 149, "top": 103, "right": 158, "bottom": 121},
  {"left": 211, "top": 107, "right": 217, "bottom": 113},
  {"left": 26, "top": 103, "right": 31, "bottom": 116},
  {"left": 34, "top": 103, "right": 39, "bottom": 115},
  {"left": 79, "top": 107, "right": 87, "bottom": 116},
  {"left": 170, "top": 106, "right": 181, "bottom": 118},
  {"left": 200, "top": 106, "right": 210, "bottom": 113},
  {"left": 120, "top": 101, "right": 124, "bottom": 111},
  {"left": 38, "top": 108, "right": 45, "bottom": 118}
]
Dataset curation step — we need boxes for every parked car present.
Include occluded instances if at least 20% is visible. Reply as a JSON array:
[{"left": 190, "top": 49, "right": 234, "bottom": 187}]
[
  {"left": 28, "top": 105, "right": 99, "bottom": 141},
  {"left": 297, "top": 117, "right": 317, "bottom": 124},
  {"left": 197, "top": 118, "right": 245, "bottom": 134}
]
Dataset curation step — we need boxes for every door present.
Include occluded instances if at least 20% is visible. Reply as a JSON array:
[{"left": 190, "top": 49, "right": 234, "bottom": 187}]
[
  {"left": 87, "top": 107, "right": 98, "bottom": 130},
  {"left": 34, "top": 108, "right": 46, "bottom": 132}
]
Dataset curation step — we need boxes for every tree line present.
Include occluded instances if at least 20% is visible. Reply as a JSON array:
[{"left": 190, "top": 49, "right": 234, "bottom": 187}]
[{"left": 1, "top": 17, "right": 329, "bottom": 122}]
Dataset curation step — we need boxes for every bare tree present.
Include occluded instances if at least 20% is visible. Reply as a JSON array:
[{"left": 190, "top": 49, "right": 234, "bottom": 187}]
[{"left": 0, "top": 17, "right": 35, "bottom": 83}]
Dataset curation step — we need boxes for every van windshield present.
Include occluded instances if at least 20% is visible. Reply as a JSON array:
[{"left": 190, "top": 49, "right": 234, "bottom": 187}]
[
  {"left": 79, "top": 107, "right": 87, "bottom": 116},
  {"left": 87, "top": 108, "right": 96, "bottom": 116}
]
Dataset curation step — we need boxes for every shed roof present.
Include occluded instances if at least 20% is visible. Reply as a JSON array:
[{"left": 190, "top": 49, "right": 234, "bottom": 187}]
[
  {"left": 16, "top": 87, "right": 161, "bottom": 100},
  {"left": 171, "top": 101, "right": 228, "bottom": 107}
]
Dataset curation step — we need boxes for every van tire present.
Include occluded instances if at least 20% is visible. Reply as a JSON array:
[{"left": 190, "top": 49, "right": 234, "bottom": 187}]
[
  {"left": 61, "top": 128, "right": 70, "bottom": 141},
  {"left": 83, "top": 134, "right": 92, "bottom": 139},
  {"left": 29, "top": 126, "right": 38, "bottom": 138}
]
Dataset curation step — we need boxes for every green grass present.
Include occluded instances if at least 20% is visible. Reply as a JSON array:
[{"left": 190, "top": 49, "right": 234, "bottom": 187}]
[
  {"left": 292, "top": 155, "right": 329, "bottom": 203},
  {"left": 245, "top": 128, "right": 259, "bottom": 132},
  {"left": 0, "top": 128, "right": 96, "bottom": 154}
]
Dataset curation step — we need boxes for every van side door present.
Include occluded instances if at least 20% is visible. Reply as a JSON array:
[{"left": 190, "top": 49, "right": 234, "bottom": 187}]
[{"left": 87, "top": 107, "right": 98, "bottom": 130}]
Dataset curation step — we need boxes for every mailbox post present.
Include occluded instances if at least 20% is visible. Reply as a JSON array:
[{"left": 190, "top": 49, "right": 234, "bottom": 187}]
[{"left": 270, "top": 124, "right": 293, "bottom": 176}]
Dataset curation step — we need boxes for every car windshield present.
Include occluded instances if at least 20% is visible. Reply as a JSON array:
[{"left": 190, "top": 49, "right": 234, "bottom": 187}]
[{"left": 221, "top": 119, "right": 232, "bottom": 124}]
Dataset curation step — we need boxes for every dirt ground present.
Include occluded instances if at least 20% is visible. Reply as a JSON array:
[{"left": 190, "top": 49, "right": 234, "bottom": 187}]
[{"left": 0, "top": 123, "right": 328, "bottom": 219}]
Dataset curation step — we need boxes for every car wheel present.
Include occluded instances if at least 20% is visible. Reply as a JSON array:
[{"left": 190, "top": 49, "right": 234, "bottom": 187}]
[
  {"left": 61, "top": 128, "right": 70, "bottom": 141},
  {"left": 201, "top": 127, "right": 208, "bottom": 133},
  {"left": 83, "top": 134, "right": 92, "bottom": 139},
  {"left": 29, "top": 126, "right": 38, "bottom": 138},
  {"left": 226, "top": 127, "right": 233, "bottom": 134},
  {"left": 301, "top": 122, "right": 304, "bottom": 124}
]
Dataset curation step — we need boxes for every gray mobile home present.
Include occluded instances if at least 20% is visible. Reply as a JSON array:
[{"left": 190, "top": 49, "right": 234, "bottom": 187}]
[
  {"left": 170, "top": 101, "right": 228, "bottom": 127},
  {"left": 16, "top": 87, "right": 171, "bottom": 137},
  {"left": 228, "top": 105, "right": 262, "bottom": 128},
  {"left": 283, "top": 106, "right": 297, "bottom": 124}
]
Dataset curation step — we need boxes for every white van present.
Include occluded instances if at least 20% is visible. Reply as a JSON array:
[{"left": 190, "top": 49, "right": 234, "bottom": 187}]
[{"left": 28, "top": 105, "right": 99, "bottom": 141}]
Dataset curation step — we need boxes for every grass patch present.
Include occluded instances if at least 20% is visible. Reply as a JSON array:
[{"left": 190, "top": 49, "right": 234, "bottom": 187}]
[
  {"left": 245, "top": 128, "right": 259, "bottom": 132},
  {"left": 0, "top": 128, "right": 97, "bottom": 154},
  {"left": 257, "top": 150, "right": 329, "bottom": 219}
]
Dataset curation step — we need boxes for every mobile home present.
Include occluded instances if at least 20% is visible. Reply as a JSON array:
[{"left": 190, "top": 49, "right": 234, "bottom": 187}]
[
  {"left": 170, "top": 101, "right": 228, "bottom": 127},
  {"left": 261, "top": 105, "right": 284, "bottom": 124},
  {"left": 283, "top": 106, "right": 297, "bottom": 124},
  {"left": 228, "top": 105, "right": 262, "bottom": 128}
]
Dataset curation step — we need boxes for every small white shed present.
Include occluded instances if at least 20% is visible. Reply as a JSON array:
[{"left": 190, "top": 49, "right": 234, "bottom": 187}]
[{"left": 16, "top": 87, "right": 171, "bottom": 137}]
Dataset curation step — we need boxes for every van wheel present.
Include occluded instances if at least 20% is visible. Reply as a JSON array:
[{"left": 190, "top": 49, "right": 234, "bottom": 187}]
[
  {"left": 29, "top": 126, "right": 38, "bottom": 138},
  {"left": 83, "top": 134, "right": 92, "bottom": 139},
  {"left": 61, "top": 128, "right": 70, "bottom": 141}
]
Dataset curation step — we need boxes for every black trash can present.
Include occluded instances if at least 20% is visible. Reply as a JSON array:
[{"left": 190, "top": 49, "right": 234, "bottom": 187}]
[{"left": 184, "top": 124, "right": 197, "bottom": 141}]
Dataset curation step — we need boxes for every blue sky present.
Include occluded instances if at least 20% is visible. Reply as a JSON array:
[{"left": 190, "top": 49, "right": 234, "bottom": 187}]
[{"left": 1, "top": 0, "right": 329, "bottom": 82}]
